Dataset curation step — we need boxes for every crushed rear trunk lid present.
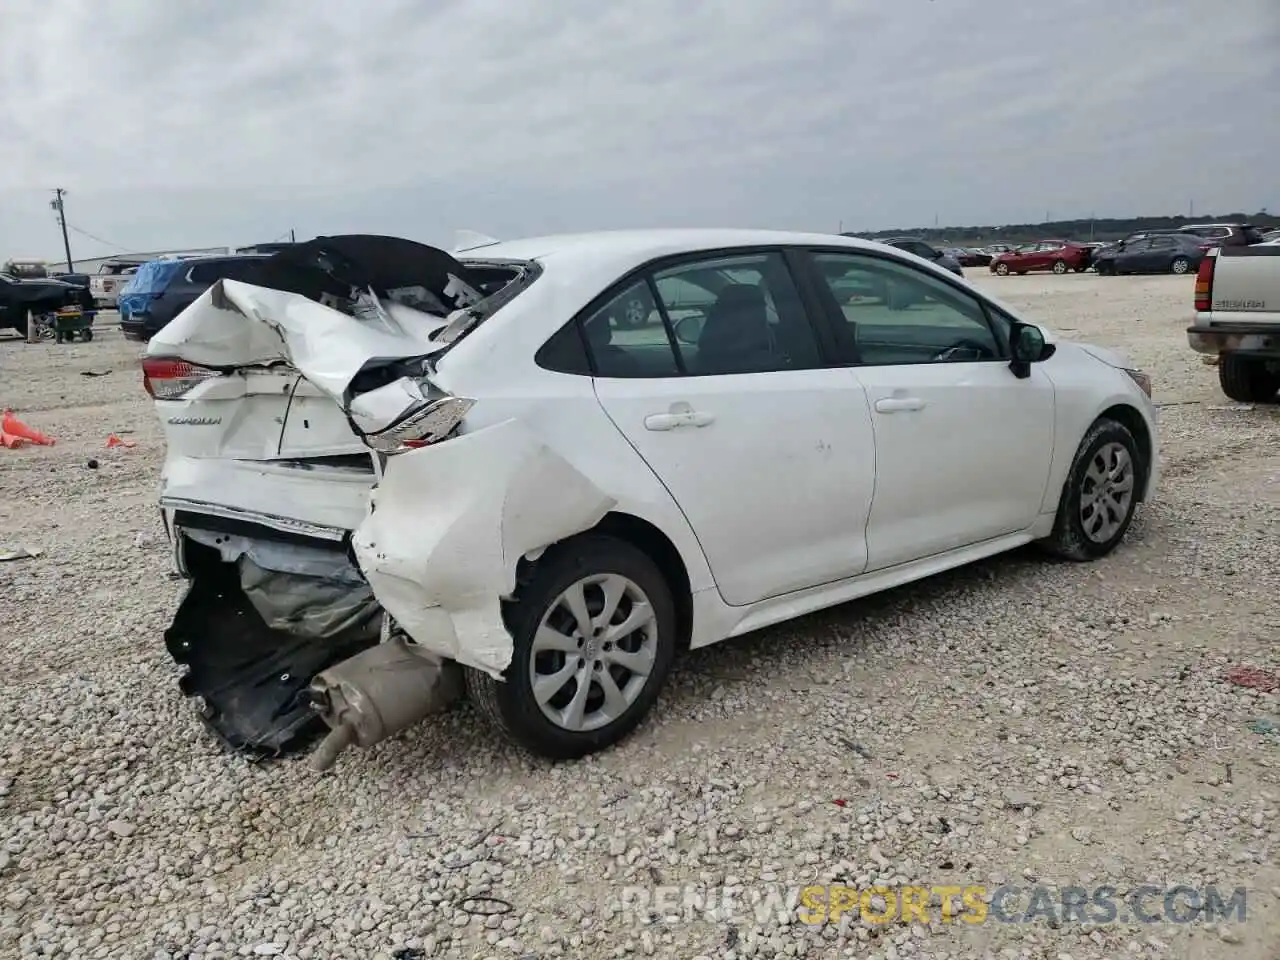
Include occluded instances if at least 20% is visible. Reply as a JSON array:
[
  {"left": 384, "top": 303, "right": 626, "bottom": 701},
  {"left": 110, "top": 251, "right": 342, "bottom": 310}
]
[{"left": 148, "top": 236, "right": 542, "bottom": 757}]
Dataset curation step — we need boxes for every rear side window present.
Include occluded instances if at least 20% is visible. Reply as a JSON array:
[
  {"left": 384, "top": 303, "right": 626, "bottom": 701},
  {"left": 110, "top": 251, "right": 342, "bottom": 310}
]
[
  {"left": 580, "top": 280, "right": 680, "bottom": 378},
  {"left": 652, "top": 252, "right": 823, "bottom": 375},
  {"left": 538, "top": 250, "right": 826, "bottom": 378}
]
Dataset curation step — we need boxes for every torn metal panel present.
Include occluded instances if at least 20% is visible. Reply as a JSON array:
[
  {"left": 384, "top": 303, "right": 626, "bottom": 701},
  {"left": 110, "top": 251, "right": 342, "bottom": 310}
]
[
  {"left": 148, "top": 279, "right": 450, "bottom": 394},
  {"left": 352, "top": 418, "right": 616, "bottom": 676}
]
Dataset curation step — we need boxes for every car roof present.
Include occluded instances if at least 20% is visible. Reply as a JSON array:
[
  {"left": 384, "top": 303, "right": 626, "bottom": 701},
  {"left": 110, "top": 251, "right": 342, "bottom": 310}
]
[{"left": 461, "top": 228, "right": 905, "bottom": 273}]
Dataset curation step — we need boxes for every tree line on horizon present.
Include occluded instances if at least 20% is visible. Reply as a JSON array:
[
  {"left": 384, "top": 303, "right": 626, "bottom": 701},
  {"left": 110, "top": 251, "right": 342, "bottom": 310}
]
[{"left": 852, "top": 212, "right": 1278, "bottom": 246}]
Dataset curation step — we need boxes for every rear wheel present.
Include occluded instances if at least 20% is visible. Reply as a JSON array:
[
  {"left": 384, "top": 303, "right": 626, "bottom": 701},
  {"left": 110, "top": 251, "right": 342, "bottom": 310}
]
[
  {"left": 1052, "top": 259, "right": 1068, "bottom": 275},
  {"left": 1040, "top": 418, "right": 1143, "bottom": 561},
  {"left": 1219, "top": 353, "right": 1280, "bottom": 403},
  {"left": 1170, "top": 256, "right": 1190, "bottom": 275},
  {"left": 467, "top": 535, "right": 679, "bottom": 759}
]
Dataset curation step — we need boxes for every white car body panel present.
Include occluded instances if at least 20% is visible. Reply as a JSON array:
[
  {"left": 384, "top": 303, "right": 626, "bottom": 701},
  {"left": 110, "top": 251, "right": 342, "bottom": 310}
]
[
  {"left": 853, "top": 362, "right": 1056, "bottom": 570},
  {"left": 593, "top": 368, "right": 876, "bottom": 606},
  {"left": 146, "top": 228, "right": 1160, "bottom": 681}
]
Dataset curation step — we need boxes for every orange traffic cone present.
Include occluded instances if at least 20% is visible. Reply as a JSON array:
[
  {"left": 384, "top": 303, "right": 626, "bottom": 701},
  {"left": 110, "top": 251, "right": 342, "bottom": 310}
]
[
  {"left": 1, "top": 410, "right": 55, "bottom": 446},
  {"left": 0, "top": 432, "right": 25, "bottom": 449},
  {"left": 106, "top": 434, "right": 137, "bottom": 449}
]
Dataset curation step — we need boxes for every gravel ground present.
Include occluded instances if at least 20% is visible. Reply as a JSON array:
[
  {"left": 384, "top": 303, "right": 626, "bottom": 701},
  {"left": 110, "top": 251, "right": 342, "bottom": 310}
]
[{"left": 1, "top": 272, "right": 1278, "bottom": 960}]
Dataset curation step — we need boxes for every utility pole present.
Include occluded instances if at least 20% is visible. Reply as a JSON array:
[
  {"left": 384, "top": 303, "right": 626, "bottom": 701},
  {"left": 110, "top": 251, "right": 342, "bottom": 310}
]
[
  {"left": 290, "top": 228, "right": 296, "bottom": 243},
  {"left": 50, "top": 188, "right": 74, "bottom": 271}
]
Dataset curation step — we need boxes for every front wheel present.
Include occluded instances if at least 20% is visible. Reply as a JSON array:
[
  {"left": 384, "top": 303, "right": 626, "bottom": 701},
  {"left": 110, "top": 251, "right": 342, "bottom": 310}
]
[
  {"left": 1052, "top": 259, "right": 1068, "bottom": 275},
  {"left": 994, "top": 262, "right": 1010, "bottom": 276},
  {"left": 1170, "top": 256, "right": 1190, "bottom": 275},
  {"left": 467, "top": 535, "right": 678, "bottom": 759},
  {"left": 1039, "top": 418, "right": 1143, "bottom": 561}
]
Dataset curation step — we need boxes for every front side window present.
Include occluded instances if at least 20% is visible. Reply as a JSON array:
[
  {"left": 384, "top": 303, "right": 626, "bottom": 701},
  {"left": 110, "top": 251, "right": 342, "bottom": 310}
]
[{"left": 809, "top": 251, "right": 1003, "bottom": 366}]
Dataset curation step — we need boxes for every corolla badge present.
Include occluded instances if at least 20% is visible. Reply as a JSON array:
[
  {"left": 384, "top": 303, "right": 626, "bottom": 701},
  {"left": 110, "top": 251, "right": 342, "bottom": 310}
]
[{"left": 166, "top": 416, "right": 223, "bottom": 426}]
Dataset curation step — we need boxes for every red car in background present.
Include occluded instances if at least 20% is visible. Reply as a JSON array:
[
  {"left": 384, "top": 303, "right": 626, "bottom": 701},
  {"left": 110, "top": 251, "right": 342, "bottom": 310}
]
[{"left": 989, "top": 240, "right": 1092, "bottom": 276}]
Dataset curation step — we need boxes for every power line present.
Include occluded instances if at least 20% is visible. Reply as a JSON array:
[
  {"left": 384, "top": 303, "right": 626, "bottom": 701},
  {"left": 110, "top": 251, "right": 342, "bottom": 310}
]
[{"left": 64, "top": 223, "right": 133, "bottom": 252}]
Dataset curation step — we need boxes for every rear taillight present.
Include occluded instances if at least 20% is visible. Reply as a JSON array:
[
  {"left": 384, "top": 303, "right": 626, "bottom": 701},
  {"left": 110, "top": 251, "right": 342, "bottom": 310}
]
[
  {"left": 142, "top": 357, "right": 221, "bottom": 399},
  {"left": 1198, "top": 244, "right": 1212, "bottom": 252},
  {"left": 1194, "top": 253, "right": 1216, "bottom": 312},
  {"left": 363, "top": 395, "right": 475, "bottom": 455}
]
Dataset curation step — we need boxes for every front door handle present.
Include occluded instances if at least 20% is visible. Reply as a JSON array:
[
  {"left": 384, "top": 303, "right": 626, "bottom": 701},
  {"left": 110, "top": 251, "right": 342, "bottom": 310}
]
[
  {"left": 874, "top": 396, "right": 926, "bottom": 413},
  {"left": 644, "top": 410, "right": 715, "bottom": 431}
]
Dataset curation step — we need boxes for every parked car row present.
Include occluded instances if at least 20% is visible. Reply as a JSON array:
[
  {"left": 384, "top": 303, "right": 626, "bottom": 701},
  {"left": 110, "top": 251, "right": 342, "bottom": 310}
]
[{"left": 977, "top": 223, "right": 1272, "bottom": 278}]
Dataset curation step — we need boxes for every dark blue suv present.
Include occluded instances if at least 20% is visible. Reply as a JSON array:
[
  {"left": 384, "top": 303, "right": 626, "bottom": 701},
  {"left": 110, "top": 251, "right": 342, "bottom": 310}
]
[{"left": 119, "top": 254, "right": 268, "bottom": 342}]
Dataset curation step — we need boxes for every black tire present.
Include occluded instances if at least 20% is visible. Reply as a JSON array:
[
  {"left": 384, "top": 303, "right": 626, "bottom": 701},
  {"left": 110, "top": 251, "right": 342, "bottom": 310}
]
[
  {"left": 1219, "top": 353, "right": 1280, "bottom": 403},
  {"left": 1052, "top": 259, "right": 1068, "bottom": 275},
  {"left": 1170, "top": 256, "right": 1190, "bottom": 275},
  {"left": 1039, "top": 418, "right": 1144, "bottom": 561},
  {"left": 84, "top": 329, "right": 94, "bottom": 342},
  {"left": 994, "top": 262, "right": 1010, "bottom": 276},
  {"left": 466, "top": 534, "right": 679, "bottom": 760}
]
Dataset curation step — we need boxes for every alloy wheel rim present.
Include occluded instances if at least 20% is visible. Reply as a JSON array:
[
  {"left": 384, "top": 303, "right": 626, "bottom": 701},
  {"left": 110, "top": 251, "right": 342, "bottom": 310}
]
[
  {"left": 1079, "top": 441, "right": 1135, "bottom": 543},
  {"left": 624, "top": 299, "right": 647, "bottom": 326},
  {"left": 528, "top": 574, "right": 658, "bottom": 732}
]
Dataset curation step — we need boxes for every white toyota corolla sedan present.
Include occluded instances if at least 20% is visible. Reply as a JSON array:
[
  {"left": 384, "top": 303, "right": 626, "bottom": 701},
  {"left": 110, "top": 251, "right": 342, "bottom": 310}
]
[{"left": 143, "top": 230, "right": 1159, "bottom": 768}]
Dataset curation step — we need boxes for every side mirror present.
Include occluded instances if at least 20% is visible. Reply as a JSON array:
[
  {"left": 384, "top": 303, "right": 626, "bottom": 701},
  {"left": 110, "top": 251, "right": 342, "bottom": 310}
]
[
  {"left": 673, "top": 314, "right": 704, "bottom": 345},
  {"left": 1009, "top": 322, "right": 1053, "bottom": 378}
]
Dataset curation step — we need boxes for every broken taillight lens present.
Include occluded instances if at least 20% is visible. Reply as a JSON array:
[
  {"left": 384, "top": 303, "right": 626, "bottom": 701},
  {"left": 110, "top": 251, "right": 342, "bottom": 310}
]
[
  {"left": 142, "top": 357, "right": 221, "bottom": 399},
  {"left": 363, "top": 395, "right": 475, "bottom": 454}
]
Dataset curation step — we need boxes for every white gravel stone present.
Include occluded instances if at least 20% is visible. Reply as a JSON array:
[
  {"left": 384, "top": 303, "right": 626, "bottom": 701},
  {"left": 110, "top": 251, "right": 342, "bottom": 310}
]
[{"left": 2, "top": 279, "right": 1279, "bottom": 959}]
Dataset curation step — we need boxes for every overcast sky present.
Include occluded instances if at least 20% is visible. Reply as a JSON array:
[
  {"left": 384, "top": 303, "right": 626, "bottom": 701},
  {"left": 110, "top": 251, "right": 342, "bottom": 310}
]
[{"left": 2, "top": 0, "right": 1276, "bottom": 263}]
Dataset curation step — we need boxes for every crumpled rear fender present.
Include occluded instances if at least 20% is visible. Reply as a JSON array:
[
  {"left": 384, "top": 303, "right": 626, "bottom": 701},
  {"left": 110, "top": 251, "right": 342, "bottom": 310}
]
[{"left": 352, "top": 418, "right": 616, "bottom": 676}]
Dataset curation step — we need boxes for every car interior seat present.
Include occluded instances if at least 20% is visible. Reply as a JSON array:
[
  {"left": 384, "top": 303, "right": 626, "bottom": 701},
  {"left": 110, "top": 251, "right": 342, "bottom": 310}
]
[
  {"left": 695, "top": 284, "right": 775, "bottom": 374},
  {"left": 583, "top": 309, "right": 643, "bottom": 377}
]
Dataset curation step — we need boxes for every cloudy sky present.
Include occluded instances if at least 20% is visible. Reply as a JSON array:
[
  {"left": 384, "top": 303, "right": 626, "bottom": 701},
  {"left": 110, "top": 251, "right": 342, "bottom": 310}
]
[{"left": 2, "top": 0, "right": 1276, "bottom": 262}]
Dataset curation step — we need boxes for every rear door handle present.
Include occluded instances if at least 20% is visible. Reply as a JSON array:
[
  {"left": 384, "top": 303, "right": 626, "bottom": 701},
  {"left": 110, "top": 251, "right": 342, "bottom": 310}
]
[
  {"left": 644, "top": 410, "right": 715, "bottom": 431},
  {"left": 874, "top": 397, "right": 925, "bottom": 413}
]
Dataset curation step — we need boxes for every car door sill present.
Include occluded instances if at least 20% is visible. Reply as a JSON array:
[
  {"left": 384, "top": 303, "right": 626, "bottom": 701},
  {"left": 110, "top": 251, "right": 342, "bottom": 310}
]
[{"left": 719, "top": 530, "right": 1035, "bottom": 643}]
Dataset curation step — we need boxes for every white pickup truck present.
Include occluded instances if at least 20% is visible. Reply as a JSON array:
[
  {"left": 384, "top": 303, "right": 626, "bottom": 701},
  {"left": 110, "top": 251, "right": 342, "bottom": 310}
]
[
  {"left": 89, "top": 260, "right": 141, "bottom": 309},
  {"left": 1187, "top": 244, "right": 1280, "bottom": 401}
]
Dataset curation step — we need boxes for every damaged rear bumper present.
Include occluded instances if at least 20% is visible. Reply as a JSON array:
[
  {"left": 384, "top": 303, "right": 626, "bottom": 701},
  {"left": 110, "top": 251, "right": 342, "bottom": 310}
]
[{"left": 163, "top": 418, "right": 615, "bottom": 764}]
